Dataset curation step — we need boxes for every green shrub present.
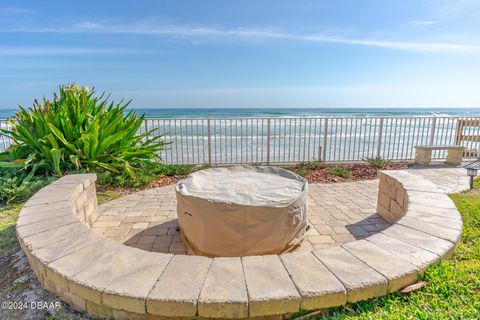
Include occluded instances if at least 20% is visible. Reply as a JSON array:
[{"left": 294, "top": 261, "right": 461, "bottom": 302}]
[
  {"left": 295, "top": 166, "right": 309, "bottom": 177},
  {"left": 299, "top": 160, "right": 326, "bottom": 171},
  {"left": 151, "top": 164, "right": 194, "bottom": 176},
  {"left": 295, "top": 160, "right": 326, "bottom": 177},
  {"left": 0, "top": 168, "right": 55, "bottom": 204},
  {"left": 0, "top": 84, "right": 168, "bottom": 180},
  {"left": 97, "top": 163, "right": 194, "bottom": 188},
  {"left": 365, "top": 156, "right": 391, "bottom": 168},
  {"left": 327, "top": 166, "right": 352, "bottom": 178}
]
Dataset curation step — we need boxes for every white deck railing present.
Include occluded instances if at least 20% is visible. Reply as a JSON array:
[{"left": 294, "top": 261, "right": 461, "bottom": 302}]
[
  {"left": 141, "top": 116, "right": 480, "bottom": 164},
  {"left": 0, "top": 119, "right": 12, "bottom": 152},
  {"left": 2, "top": 116, "right": 479, "bottom": 164}
]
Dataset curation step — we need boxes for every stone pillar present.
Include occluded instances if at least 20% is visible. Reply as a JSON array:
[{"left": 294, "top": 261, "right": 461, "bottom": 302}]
[
  {"left": 446, "top": 149, "right": 463, "bottom": 165},
  {"left": 414, "top": 148, "right": 432, "bottom": 165}
]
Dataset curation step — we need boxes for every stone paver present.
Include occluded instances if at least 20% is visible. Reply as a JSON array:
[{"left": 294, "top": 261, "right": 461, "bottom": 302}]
[
  {"left": 342, "top": 240, "right": 420, "bottom": 292},
  {"left": 147, "top": 255, "right": 212, "bottom": 317},
  {"left": 313, "top": 246, "right": 387, "bottom": 303},
  {"left": 366, "top": 233, "right": 439, "bottom": 269},
  {"left": 242, "top": 255, "right": 300, "bottom": 317},
  {"left": 406, "top": 166, "right": 469, "bottom": 193},
  {"left": 280, "top": 252, "right": 347, "bottom": 310},
  {"left": 93, "top": 180, "right": 385, "bottom": 253},
  {"left": 382, "top": 224, "right": 456, "bottom": 261},
  {"left": 198, "top": 257, "right": 248, "bottom": 319},
  {"left": 92, "top": 166, "right": 469, "bottom": 254},
  {"left": 17, "top": 167, "right": 467, "bottom": 320},
  {"left": 70, "top": 247, "right": 172, "bottom": 314}
]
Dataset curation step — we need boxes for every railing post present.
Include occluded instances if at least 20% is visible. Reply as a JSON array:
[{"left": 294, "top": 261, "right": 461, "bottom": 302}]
[
  {"left": 144, "top": 119, "right": 148, "bottom": 135},
  {"left": 323, "top": 118, "right": 328, "bottom": 161},
  {"left": 377, "top": 118, "right": 384, "bottom": 158},
  {"left": 266, "top": 118, "right": 271, "bottom": 165},
  {"left": 207, "top": 119, "right": 212, "bottom": 166},
  {"left": 429, "top": 117, "right": 437, "bottom": 145}
]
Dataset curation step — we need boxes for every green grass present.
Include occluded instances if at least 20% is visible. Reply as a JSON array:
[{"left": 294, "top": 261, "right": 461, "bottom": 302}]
[
  {"left": 0, "top": 203, "right": 22, "bottom": 254},
  {"left": 294, "top": 188, "right": 480, "bottom": 320},
  {"left": 327, "top": 166, "right": 352, "bottom": 179}
]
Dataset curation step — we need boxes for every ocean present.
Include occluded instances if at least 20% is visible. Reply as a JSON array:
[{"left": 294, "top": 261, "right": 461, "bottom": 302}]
[{"left": 1, "top": 107, "right": 479, "bottom": 119}]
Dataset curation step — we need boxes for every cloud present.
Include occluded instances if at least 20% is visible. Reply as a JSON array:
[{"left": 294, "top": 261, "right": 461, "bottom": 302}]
[
  {"left": 0, "top": 46, "right": 148, "bottom": 56},
  {"left": 6, "top": 21, "right": 479, "bottom": 54},
  {"left": 408, "top": 20, "right": 438, "bottom": 26}
]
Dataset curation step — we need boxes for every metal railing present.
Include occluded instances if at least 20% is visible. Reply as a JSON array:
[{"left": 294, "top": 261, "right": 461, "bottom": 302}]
[
  {"left": 2, "top": 116, "right": 480, "bottom": 164},
  {"left": 141, "top": 116, "right": 480, "bottom": 165},
  {"left": 0, "top": 119, "right": 12, "bottom": 152}
]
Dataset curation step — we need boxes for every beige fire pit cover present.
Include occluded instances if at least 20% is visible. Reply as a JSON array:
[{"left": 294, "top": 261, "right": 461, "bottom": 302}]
[{"left": 176, "top": 166, "right": 308, "bottom": 257}]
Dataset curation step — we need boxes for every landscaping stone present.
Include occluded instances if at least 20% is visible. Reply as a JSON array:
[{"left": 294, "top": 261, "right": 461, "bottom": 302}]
[
  {"left": 147, "top": 255, "right": 212, "bottom": 317},
  {"left": 198, "top": 257, "right": 248, "bottom": 319},
  {"left": 31, "top": 231, "right": 103, "bottom": 264},
  {"left": 405, "top": 211, "right": 463, "bottom": 229},
  {"left": 407, "top": 204, "right": 462, "bottom": 219},
  {"left": 50, "top": 173, "right": 97, "bottom": 189},
  {"left": 46, "top": 240, "right": 120, "bottom": 293},
  {"left": 242, "top": 255, "right": 301, "bottom": 317},
  {"left": 72, "top": 248, "right": 172, "bottom": 314},
  {"left": 380, "top": 170, "right": 440, "bottom": 192},
  {"left": 16, "top": 214, "right": 79, "bottom": 238},
  {"left": 21, "top": 222, "right": 90, "bottom": 251},
  {"left": 23, "top": 193, "right": 74, "bottom": 207},
  {"left": 382, "top": 224, "right": 455, "bottom": 260},
  {"left": 396, "top": 216, "right": 462, "bottom": 243},
  {"left": 280, "top": 252, "right": 347, "bottom": 310},
  {"left": 342, "top": 240, "right": 420, "bottom": 292},
  {"left": 16, "top": 207, "right": 76, "bottom": 226},
  {"left": 86, "top": 300, "right": 114, "bottom": 318},
  {"left": 20, "top": 201, "right": 73, "bottom": 215},
  {"left": 313, "top": 246, "right": 387, "bottom": 302},
  {"left": 366, "top": 233, "right": 440, "bottom": 269},
  {"left": 407, "top": 196, "right": 457, "bottom": 209}
]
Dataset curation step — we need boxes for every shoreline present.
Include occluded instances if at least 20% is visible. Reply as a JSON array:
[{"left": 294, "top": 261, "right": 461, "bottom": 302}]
[{"left": 1, "top": 107, "right": 480, "bottom": 119}]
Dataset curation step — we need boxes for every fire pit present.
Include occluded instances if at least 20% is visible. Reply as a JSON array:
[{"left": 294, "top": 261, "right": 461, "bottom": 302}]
[{"left": 176, "top": 166, "right": 308, "bottom": 257}]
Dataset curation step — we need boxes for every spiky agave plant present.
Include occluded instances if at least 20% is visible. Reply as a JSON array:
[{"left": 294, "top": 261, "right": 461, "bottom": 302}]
[{"left": 0, "top": 84, "right": 169, "bottom": 179}]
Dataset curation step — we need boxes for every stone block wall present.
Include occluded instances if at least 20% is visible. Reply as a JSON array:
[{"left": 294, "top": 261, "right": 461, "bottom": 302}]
[
  {"left": 59, "top": 174, "right": 98, "bottom": 227},
  {"left": 377, "top": 171, "right": 408, "bottom": 223},
  {"left": 16, "top": 172, "right": 462, "bottom": 320}
]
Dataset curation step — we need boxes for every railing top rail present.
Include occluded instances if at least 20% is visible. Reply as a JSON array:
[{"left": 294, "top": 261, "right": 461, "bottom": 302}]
[
  {"left": 141, "top": 115, "right": 480, "bottom": 121},
  {"left": 2, "top": 115, "right": 480, "bottom": 122}
]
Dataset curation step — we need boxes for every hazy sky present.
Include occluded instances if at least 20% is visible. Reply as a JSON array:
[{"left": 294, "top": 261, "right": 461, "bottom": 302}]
[{"left": 1, "top": 0, "right": 480, "bottom": 109}]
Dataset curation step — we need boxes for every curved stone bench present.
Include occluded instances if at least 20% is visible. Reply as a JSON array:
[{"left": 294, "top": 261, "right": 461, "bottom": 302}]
[{"left": 16, "top": 171, "right": 463, "bottom": 320}]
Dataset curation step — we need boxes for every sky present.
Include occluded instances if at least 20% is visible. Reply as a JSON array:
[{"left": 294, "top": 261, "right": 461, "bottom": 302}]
[{"left": 0, "top": 0, "right": 480, "bottom": 109}]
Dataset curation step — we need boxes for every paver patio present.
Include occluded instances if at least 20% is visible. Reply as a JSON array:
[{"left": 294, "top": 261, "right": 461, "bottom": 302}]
[
  {"left": 92, "top": 166, "right": 469, "bottom": 254},
  {"left": 17, "top": 166, "right": 467, "bottom": 319}
]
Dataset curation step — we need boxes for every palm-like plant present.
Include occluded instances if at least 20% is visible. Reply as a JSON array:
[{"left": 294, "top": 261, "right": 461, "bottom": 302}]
[{"left": 0, "top": 84, "right": 168, "bottom": 179}]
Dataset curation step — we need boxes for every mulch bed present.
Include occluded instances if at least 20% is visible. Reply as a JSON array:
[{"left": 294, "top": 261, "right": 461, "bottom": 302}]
[
  {"left": 96, "top": 175, "right": 187, "bottom": 197},
  {"left": 147, "top": 163, "right": 412, "bottom": 186},
  {"left": 149, "top": 175, "right": 187, "bottom": 188},
  {"left": 98, "top": 163, "right": 412, "bottom": 197},
  {"left": 306, "top": 162, "right": 411, "bottom": 183}
]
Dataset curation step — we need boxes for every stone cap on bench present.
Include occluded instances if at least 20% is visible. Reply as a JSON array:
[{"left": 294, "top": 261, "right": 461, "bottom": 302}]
[
  {"left": 415, "top": 145, "right": 465, "bottom": 150},
  {"left": 17, "top": 171, "right": 463, "bottom": 319}
]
